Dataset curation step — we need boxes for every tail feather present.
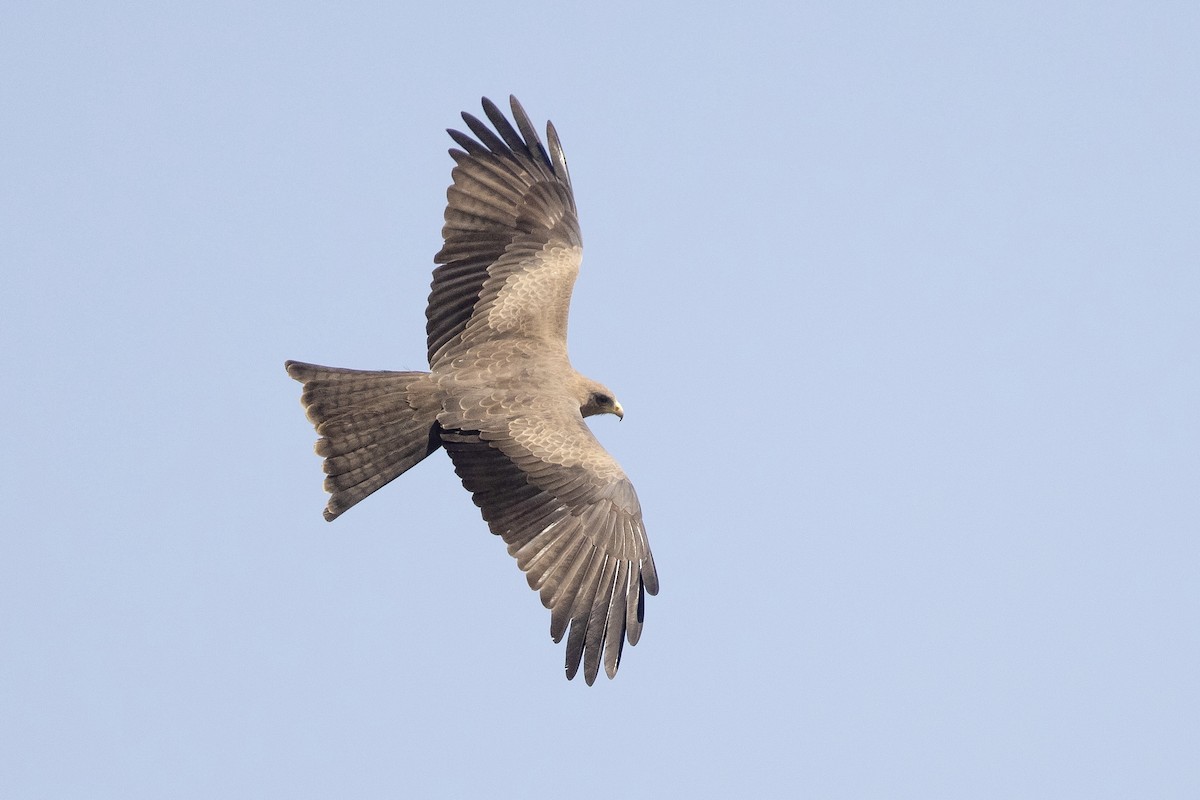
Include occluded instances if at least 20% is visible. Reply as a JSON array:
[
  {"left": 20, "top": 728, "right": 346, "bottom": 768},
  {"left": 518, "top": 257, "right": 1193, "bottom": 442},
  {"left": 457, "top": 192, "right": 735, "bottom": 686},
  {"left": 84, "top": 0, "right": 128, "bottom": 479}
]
[
  {"left": 314, "top": 410, "right": 416, "bottom": 455},
  {"left": 285, "top": 360, "right": 441, "bottom": 520}
]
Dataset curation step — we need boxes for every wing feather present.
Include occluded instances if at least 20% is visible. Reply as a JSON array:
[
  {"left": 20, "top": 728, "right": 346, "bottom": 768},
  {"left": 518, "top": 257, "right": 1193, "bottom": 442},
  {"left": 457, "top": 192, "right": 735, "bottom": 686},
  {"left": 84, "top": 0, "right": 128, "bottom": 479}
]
[
  {"left": 563, "top": 552, "right": 606, "bottom": 682},
  {"left": 549, "top": 543, "right": 592, "bottom": 641},
  {"left": 604, "top": 560, "right": 630, "bottom": 678},
  {"left": 582, "top": 554, "right": 619, "bottom": 684}
]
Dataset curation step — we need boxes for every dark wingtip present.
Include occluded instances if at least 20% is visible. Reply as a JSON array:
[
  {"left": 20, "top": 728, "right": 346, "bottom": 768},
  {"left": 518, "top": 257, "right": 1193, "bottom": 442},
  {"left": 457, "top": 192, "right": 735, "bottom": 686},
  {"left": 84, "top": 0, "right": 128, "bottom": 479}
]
[{"left": 323, "top": 500, "right": 346, "bottom": 522}]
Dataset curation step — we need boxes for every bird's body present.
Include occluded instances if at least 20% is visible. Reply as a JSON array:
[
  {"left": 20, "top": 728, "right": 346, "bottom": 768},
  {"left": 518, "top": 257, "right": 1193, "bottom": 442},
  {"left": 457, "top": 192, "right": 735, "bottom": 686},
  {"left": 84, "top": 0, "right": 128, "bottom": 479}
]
[{"left": 286, "top": 97, "right": 657, "bottom": 684}]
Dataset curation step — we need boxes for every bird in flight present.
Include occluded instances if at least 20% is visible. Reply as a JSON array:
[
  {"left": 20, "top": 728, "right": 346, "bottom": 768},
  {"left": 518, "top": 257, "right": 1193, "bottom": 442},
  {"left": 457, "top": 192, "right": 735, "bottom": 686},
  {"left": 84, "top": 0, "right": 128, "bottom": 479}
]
[{"left": 286, "top": 96, "right": 658, "bottom": 684}]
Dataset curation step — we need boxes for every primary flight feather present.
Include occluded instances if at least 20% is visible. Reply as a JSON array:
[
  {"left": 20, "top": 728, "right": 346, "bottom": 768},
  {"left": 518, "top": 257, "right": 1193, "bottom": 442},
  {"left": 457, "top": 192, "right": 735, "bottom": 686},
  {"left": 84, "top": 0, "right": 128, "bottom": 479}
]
[{"left": 286, "top": 96, "right": 658, "bottom": 684}]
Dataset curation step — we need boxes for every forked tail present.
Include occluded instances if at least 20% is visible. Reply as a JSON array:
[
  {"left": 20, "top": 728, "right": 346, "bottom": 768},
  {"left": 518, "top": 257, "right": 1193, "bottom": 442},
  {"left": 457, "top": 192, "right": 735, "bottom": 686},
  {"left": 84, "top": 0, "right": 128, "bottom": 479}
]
[{"left": 285, "top": 360, "right": 441, "bottom": 520}]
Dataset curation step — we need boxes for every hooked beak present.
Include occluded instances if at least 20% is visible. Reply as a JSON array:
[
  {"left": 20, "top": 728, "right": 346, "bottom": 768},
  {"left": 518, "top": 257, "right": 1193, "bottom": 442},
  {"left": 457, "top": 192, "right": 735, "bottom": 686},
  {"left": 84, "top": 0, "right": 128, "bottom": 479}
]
[{"left": 614, "top": 401, "right": 625, "bottom": 421}]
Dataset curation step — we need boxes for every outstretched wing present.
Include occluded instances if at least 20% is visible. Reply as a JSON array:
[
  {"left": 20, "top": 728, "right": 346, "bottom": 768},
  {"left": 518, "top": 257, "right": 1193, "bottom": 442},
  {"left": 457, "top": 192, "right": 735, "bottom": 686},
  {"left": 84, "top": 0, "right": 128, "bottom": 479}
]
[
  {"left": 438, "top": 400, "right": 659, "bottom": 685},
  {"left": 427, "top": 96, "right": 582, "bottom": 368}
]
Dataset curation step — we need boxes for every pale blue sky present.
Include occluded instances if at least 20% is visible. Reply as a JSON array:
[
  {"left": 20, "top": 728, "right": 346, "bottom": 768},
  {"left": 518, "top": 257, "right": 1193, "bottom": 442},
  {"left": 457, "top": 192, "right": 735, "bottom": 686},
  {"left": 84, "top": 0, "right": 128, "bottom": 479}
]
[{"left": 3, "top": 2, "right": 1198, "bottom": 797}]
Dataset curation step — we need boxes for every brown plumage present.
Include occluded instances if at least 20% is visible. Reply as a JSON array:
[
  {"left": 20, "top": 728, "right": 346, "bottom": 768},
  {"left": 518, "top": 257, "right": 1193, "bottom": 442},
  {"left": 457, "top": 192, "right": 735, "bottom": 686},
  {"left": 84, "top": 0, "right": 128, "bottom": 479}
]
[{"left": 285, "top": 96, "right": 657, "bottom": 684}]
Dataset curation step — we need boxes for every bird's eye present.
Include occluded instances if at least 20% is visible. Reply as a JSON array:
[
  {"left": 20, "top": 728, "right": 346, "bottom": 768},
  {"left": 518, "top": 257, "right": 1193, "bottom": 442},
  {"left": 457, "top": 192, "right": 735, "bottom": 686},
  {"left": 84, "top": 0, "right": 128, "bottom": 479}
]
[{"left": 594, "top": 393, "right": 611, "bottom": 406}]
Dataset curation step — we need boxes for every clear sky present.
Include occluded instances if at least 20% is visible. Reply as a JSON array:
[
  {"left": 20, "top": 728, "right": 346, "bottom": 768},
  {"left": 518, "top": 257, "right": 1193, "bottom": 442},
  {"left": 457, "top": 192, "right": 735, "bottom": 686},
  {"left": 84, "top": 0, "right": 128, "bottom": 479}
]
[{"left": 3, "top": 2, "right": 1197, "bottom": 797}]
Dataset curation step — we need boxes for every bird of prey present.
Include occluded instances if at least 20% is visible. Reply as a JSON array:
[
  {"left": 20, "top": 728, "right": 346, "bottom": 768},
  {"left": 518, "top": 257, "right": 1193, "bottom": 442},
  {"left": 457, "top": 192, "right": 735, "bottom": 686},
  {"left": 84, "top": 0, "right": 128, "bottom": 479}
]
[{"left": 285, "top": 96, "right": 658, "bottom": 684}]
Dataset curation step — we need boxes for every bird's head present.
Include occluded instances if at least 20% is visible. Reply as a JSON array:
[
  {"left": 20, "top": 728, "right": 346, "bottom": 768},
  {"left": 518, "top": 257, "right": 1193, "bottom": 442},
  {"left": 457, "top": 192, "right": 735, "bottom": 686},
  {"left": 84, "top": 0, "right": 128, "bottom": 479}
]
[{"left": 580, "top": 380, "right": 624, "bottom": 420}]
